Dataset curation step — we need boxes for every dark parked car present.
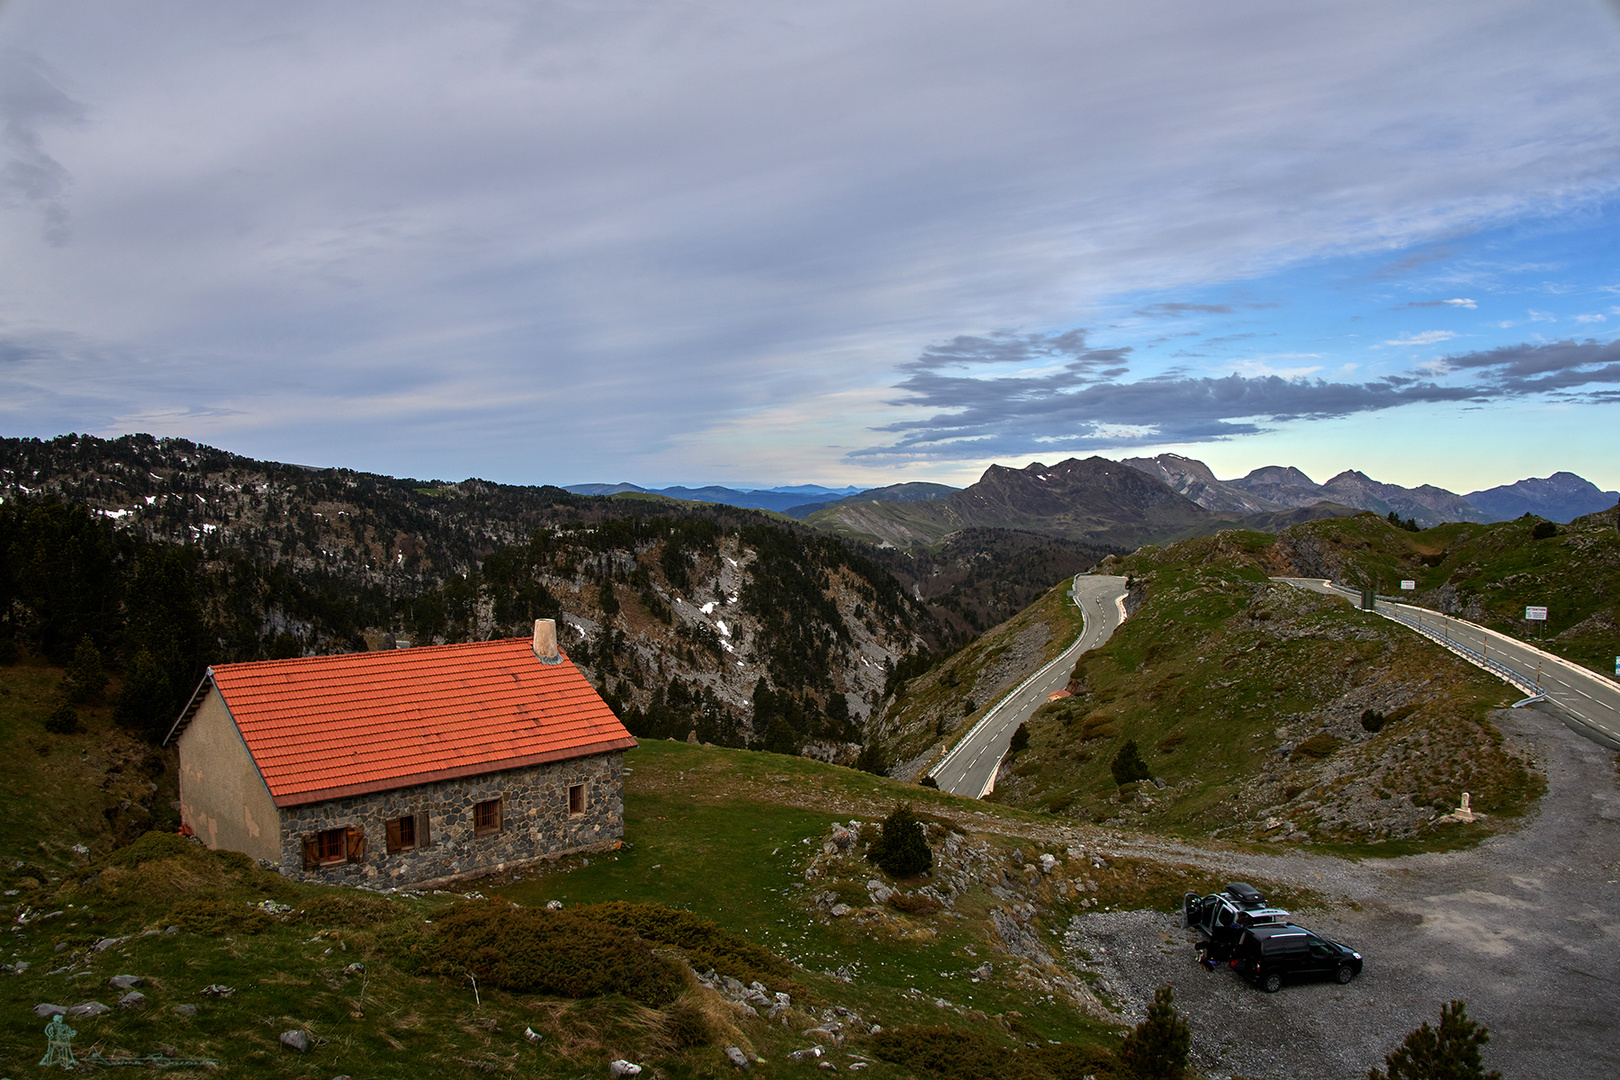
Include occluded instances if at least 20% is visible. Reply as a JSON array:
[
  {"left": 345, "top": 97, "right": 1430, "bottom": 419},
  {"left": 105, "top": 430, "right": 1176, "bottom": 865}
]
[
  {"left": 1184, "top": 883, "right": 1291, "bottom": 965},
  {"left": 1230, "top": 923, "right": 1363, "bottom": 992}
]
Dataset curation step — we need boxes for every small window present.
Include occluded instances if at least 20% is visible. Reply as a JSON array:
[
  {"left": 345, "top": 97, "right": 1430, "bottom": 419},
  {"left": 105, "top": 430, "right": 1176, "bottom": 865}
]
[
  {"left": 474, "top": 798, "right": 503, "bottom": 835},
  {"left": 303, "top": 826, "right": 365, "bottom": 870},
  {"left": 386, "top": 813, "right": 429, "bottom": 854},
  {"left": 569, "top": 784, "right": 586, "bottom": 815}
]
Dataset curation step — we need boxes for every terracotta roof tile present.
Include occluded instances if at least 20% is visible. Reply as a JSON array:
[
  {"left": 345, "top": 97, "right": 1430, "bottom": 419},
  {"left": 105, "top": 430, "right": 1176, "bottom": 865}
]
[{"left": 198, "top": 637, "right": 635, "bottom": 808}]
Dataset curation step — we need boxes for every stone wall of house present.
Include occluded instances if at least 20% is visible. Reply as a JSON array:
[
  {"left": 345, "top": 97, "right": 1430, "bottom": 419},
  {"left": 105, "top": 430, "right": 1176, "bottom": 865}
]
[{"left": 277, "top": 752, "right": 624, "bottom": 888}]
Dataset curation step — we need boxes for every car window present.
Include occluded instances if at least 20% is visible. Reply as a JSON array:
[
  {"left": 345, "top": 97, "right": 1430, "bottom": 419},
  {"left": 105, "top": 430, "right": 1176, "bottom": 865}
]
[{"left": 1309, "top": 943, "right": 1335, "bottom": 958}]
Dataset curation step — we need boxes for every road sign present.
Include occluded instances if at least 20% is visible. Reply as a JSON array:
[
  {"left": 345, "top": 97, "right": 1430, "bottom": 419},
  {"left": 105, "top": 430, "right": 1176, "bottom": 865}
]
[
  {"left": 1525, "top": 606, "right": 1548, "bottom": 621},
  {"left": 1400, "top": 580, "right": 1416, "bottom": 590}
]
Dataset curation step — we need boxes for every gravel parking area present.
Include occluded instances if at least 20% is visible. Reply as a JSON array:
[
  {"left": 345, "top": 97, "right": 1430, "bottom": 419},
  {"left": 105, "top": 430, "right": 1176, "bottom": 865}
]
[{"left": 1061, "top": 706, "right": 1620, "bottom": 1079}]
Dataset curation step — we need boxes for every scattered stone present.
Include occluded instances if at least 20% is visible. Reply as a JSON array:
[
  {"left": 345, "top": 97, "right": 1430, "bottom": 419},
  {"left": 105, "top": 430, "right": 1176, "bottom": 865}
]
[
  {"left": 724, "top": 1045, "right": 750, "bottom": 1069},
  {"left": 109, "top": 974, "right": 144, "bottom": 990},
  {"left": 609, "top": 1060, "right": 642, "bottom": 1077},
  {"left": 545, "top": 900, "right": 564, "bottom": 911},
  {"left": 280, "top": 1029, "right": 310, "bottom": 1053},
  {"left": 91, "top": 936, "right": 124, "bottom": 952},
  {"left": 172, "top": 1004, "right": 197, "bottom": 1017},
  {"left": 34, "top": 1003, "right": 67, "bottom": 1018},
  {"left": 1039, "top": 853, "right": 1058, "bottom": 874},
  {"left": 829, "top": 903, "right": 851, "bottom": 917},
  {"left": 343, "top": 962, "right": 366, "bottom": 975},
  {"left": 118, "top": 991, "right": 147, "bottom": 1010},
  {"left": 255, "top": 899, "right": 293, "bottom": 915},
  {"left": 54, "top": 942, "right": 69, "bottom": 953},
  {"left": 803, "top": 1026, "right": 842, "bottom": 1045},
  {"left": 818, "top": 1062, "right": 838, "bottom": 1071},
  {"left": 68, "top": 1001, "right": 111, "bottom": 1018},
  {"left": 71, "top": 844, "right": 89, "bottom": 857},
  {"left": 524, "top": 1026, "right": 542, "bottom": 1043},
  {"left": 788, "top": 1047, "right": 824, "bottom": 1061},
  {"left": 973, "top": 961, "right": 993, "bottom": 981},
  {"left": 200, "top": 984, "right": 235, "bottom": 998}
]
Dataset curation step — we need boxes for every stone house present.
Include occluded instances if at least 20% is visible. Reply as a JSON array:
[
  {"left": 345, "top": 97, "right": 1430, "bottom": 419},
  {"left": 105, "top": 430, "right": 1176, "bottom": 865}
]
[{"left": 164, "top": 620, "right": 636, "bottom": 888}]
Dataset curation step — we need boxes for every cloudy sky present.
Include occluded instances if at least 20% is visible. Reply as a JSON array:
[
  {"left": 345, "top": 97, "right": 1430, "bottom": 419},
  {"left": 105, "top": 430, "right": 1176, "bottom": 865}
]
[{"left": 2, "top": 0, "right": 1619, "bottom": 493}]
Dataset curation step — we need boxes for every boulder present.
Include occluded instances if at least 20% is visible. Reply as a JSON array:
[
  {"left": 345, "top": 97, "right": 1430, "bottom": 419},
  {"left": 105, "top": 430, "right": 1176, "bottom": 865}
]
[
  {"left": 34, "top": 1003, "right": 66, "bottom": 1018},
  {"left": 109, "top": 974, "right": 144, "bottom": 990},
  {"left": 973, "top": 961, "right": 993, "bottom": 981},
  {"left": 724, "top": 1045, "right": 751, "bottom": 1069},
  {"left": 829, "top": 904, "right": 851, "bottom": 918},
  {"left": 172, "top": 1004, "right": 197, "bottom": 1018},
  {"left": 68, "top": 1001, "right": 111, "bottom": 1018},
  {"left": 609, "top": 1060, "right": 643, "bottom": 1078},
  {"left": 279, "top": 1029, "right": 310, "bottom": 1053},
  {"left": 1039, "top": 853, "right": 1058, "bottom": 874},
  {"left": 118, "top": 991, "right": 147, "bottom": 1010}
]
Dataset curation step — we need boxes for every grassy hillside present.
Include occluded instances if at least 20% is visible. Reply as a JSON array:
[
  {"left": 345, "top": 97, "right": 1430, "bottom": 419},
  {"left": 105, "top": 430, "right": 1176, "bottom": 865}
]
[
  {"left": 989, "top": 532, "right": 1544, "bottom": 853},
  {"left": 868, "top": 579, "right": 1087, "bottom": 778},
  {"left": 1267, "top": 509, "right": 1620, "bottom": 678},
  {"left": 3, "top": 661, "right": 1314, "bottom": 1078}
]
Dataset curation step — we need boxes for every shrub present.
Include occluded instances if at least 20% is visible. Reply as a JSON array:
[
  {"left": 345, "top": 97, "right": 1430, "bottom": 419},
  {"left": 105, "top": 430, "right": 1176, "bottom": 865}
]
[
  {"left": 1368, "top": 1000, "right": 1501, "bottom": 1080},
  {"left": 1361, "top": 709, "right": 1387, "bottom": 733},
  {"left": 889, "top": 893, "right": 943, "bottom": 916},
  {"left": 1008, "top": 722, "right": 1031, "bottom": 754},
  {"left": 63, "top": 635, "right": 108, "bottom": 703},
  {"left": 919, "top": 775, "right": 939, "bottom": 789},
  {"left": 300, "top": 891, "right": 406, "bottom": 927},
  {"left": 867, "top": 802, "right": 933, "bottom": 878},
  {"left": 854, "top": 742, "right": 890, "bottom": 776},
  {"left": 1294, "top": 733, "right": 1342, "bottom": 759},
  {"left": 1047, "top": 794, "right": 1075, "bottom": 814},
  {"left": 167, "top": 897, "right": 276, "bottom": 936},
  {"left": 870, "top": 1026, "right": 1018, "bottom": 1080},
  {"left": 1110, "top": 740, "right": 1151, "bottom": 786},
  {"left": 421, "top": 900, "right": 682, "bottom": 1005},
  {"left": 1115, "top": 984, "right": 1190, "bottom": 1080},
  {"left": 574, "top": 902, "right": 797, "bottom": 990},
  {"left": 1155, "top": 729, "right": 1186, "bottom": 753},
  {"left": 1531, "top": 520, "right": 1557, "bottom": 540},
  {"left": 44, "top": 700, "right": 83, "bottom": 735}
]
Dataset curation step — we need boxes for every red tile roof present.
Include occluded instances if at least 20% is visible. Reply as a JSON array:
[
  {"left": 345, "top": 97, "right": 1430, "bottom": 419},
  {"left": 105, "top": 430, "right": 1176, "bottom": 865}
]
[{"left": 177, "top": 637, "right": 635, "bottom": 808}]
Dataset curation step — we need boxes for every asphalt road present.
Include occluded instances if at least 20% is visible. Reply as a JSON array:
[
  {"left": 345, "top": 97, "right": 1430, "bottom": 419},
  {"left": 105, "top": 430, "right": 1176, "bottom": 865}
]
[
  {"left": 929, "top": 574, "right": 1129, "bottom": 798},
  {"left": 1277, "top": 577, "right": 1620, "bottom": 751}
]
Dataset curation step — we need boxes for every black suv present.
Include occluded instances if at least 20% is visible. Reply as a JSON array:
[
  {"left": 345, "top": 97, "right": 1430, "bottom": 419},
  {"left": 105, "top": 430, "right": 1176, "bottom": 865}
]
[{"left": 1230, "top": 923, "right": 1363, "bottom": 992}]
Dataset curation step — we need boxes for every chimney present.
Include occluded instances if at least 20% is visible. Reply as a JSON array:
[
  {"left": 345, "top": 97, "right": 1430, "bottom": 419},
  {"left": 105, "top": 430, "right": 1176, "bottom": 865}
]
[{"left": 532, "top": 618, "right": 561, "bottom": 664}]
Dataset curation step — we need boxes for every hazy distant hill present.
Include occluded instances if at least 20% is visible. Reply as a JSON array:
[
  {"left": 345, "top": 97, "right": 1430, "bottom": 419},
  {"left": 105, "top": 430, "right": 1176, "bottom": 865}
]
[
  {"left": 563, "top": 481, "right": 861, "bottom": 515},
  {"left": 785, "top": 481, "right": 958, "bottom": 519},
  {"left": 1120, "top": 453, "right": 1285, "bottom": 514},
  {"left": 1465, "top": 472, "right": 1620, "bottom": 523}
]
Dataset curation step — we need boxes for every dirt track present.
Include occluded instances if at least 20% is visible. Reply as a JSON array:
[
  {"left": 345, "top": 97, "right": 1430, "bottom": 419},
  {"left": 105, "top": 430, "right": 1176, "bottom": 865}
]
[{"left": 1062, "top": 705, "right": 1620, "bottom": 1079}]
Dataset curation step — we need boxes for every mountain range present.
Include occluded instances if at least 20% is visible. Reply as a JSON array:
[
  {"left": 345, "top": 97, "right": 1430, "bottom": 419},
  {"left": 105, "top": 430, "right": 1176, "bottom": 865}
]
[{"left": 573, "top": 456, "right": 1618, "bottom": 540}]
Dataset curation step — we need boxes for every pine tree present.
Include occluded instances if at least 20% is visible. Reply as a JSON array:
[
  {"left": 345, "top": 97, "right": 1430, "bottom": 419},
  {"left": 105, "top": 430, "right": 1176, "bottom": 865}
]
[
  {"left": 1110, "top": 739, "right": 1151, "bottom": 785},
  {"left": 1368, "top": 1001, "right": 1502, "bottom": 1080},
  {"left": 868, "top": 802, "right": 933, "bottom": 877},
  {"left": 1115, "top": 984, "right": 1190, "bottom": 1080}
]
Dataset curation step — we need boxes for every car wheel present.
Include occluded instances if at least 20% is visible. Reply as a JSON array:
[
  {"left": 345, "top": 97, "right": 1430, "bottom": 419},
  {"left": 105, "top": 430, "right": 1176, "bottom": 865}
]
[
  {"left": 1262, "top": 973, "right": 1282, "bottom": 993},
  {"left": 1336, "top": 964, "right": 1355, "bottom": 984}
]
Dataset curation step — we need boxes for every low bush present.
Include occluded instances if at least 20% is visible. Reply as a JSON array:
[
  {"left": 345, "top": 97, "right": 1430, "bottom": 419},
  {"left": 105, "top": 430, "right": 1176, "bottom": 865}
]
[
  {"left": 167, "top": 897, "right": 276, "bottom": 935},
  {"left": 889, "top": 893, "right": 943, "bottom": 916},
  {"left": 43, "top": 701, "right": 82, "bottom": 735},
  {"left": 574, "top": 902, "right": 797, "bottom": 990},
  {"left": 1294, "top": 733, "right": 1342, "bottom": 759},
  {"left": 1361, "top": 709, "right": 1387, "bottom": 733},
  {"left": 419, "top": 900, "right": 683, "bottom": 1005},
  {"left": 1155, "top": 729, "right": 1186, "bottom": 754},
  {"left": 300, "top": 891, "right": 406, "bottom": 927}
]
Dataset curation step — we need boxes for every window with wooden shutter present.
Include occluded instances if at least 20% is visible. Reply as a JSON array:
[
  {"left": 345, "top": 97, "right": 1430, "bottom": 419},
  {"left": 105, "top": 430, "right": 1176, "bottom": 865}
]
[
  {"left": 302, "top": 834, "right": 320, "bottom": 871},
  {"left": 385, "top": 814, "right": 422, "bottom": 854},
  {"left": 345, "top": 826, "right": 366, "bottom": 863},
  {"left": 415, "top": 811, "right": 432, "bottom": 848}
]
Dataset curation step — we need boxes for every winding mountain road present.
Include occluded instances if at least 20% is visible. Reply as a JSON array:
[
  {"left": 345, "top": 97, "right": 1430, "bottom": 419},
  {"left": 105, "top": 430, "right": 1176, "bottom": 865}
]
[
  {"left": 1279, "top": 577, "right": 1620, "bottom": 751},
  {"left": 929, "top": 574, "right": 1129, "bottom": 798}
]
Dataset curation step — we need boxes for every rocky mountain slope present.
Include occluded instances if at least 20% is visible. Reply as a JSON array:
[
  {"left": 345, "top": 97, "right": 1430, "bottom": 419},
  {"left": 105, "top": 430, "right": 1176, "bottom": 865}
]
[
  {"left": 804, "top": 456, "right": 1357, "bottom": 550},
  {"left": 0, "top": 434, "right": 940, "bottom": 759},
  {"left": 1465, "top": 470, "right": 1620, "bottom": 523}
]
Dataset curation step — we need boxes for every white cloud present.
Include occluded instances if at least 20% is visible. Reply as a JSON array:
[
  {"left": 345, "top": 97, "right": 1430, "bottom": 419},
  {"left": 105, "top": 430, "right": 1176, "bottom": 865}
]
[
  {"left": 1445, "top": 298, "right": 1477, "bottom": 308},
  {"left": 1528, "top": 310, "right": 1558, "bottom": 322},
  {"left": 1575, "top": 313, "right": 1607, "bottom": 323},
  {"left": 1380, "top": 330, "right": 1458, "bottom": 347}
]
